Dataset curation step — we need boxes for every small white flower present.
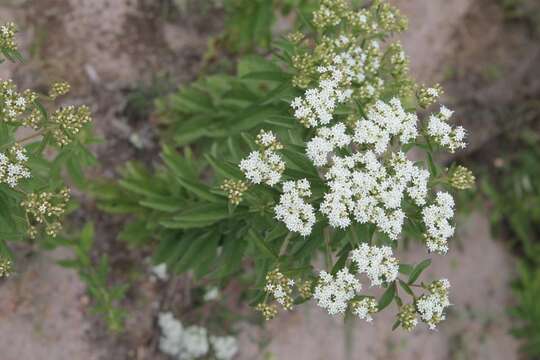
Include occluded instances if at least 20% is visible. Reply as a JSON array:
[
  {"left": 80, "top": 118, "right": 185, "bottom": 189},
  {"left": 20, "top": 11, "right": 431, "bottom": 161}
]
[
  {"left": 422, "top": 192, "right": 455, "bottom": 254},
  {"left": 417, "top": 279, "right": 451, "bottom": 330},
  {"left": 151, "top": 263, "right": 168, "bottom": 281},
  {"left": 313, "top": 268, "right": 361, "bottom": 315},
  {"left": 427, "top": 107, "right": 466, "bottom": 152},
  {"left": 203, "top": 287, "right": 219, "bottom": 302},
  {"left": 239, "top": 150, "right": 284, "bottom": 186},
  {"left": 275, "top": 179, "right": 316, "bottom": 236},
  {"left": 210, "top": 335, "right": 238, "bottom": 360},
  {"left": 351, "top": 244, "right": 399, "bottom": 286}
]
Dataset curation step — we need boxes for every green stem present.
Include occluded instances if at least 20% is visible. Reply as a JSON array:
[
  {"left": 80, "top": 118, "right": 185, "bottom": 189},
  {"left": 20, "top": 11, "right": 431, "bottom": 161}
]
[
  {"left": 323, "top": 226, "right": 333, "bottom": 270},
  {"left": 344, "top": 311, "right": 355, "bottom": 360},
  {"left": 279, "top": 232, "right": 294, "bottom": 257},
  {"left": 16, "top": 128, "right": 45, "bottom": 144}
]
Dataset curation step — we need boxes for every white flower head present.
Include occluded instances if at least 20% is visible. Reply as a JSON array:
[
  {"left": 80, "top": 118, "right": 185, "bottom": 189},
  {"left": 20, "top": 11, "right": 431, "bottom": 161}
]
[
  {"left": 417, "top": 279, "right": 451, "bottom": 330},
  {"left": 351, "top": 244, "right": 399, "bottom": 286},
  {"left": 422, "top": 192, "right": 455, "bottom": 254},
  {"left": 275, "top": 179, "right": 316, "bottom": 236},
  {"left": 239, "top": 150, "right": 285, "bottom": 186},
  {"left": 210, "top": 335, "right": 239, "bottom": 360},
  {"left": 313, "top": 268, "right": 361, "bottom": 315}
]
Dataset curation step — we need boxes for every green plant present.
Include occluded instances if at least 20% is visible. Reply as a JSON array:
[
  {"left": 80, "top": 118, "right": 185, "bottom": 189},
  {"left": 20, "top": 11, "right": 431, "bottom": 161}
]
[
  {"left": 510, "top": 262, "right": 540, "bottom": 357},
  {"left": 98, "top": 0, "right": 473, "bottom": 331},
  {"left": 498, "top": 0, "right": 540, "bottom": 33},
  {"left": 58, "top": 223, "right": 127, "bottom": 332},
  {"left": 480, "top": 131, "right": 540, "bottom": 357},
  {"left": 221, "top": 0, "right": 317, "bottom": 52},
  {"left": 482, "top": 132, "right": 540, "bottom": 260},
  {"left": 155, "top": 55, "right": 290, "bottom": 149},
  {"left": 0, "top": 23, "right": 96, "bottom": 273}
]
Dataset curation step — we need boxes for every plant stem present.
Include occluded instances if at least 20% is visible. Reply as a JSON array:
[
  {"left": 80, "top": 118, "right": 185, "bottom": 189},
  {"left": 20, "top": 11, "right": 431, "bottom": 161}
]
[
  {"left": 344, "top": 311, "right": 355, "bottom": 360},
  {"left": 16, "top": 129, "right": 45, "bottom": 144},
  {"left": 323, "top": 226, "right": 333, "bottom": 270},
  {"left": 279, "top": 232, "right": 294, "bottom": 257}
]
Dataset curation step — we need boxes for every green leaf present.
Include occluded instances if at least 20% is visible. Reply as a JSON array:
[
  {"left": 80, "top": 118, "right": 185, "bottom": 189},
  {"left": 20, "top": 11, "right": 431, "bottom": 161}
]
[
  {"left": 427, "top": 153, "right": 438, "bottom": 177},
  {"left": 173, "top": 231, "right": 219, "bottom": 273},
  {"left": 398, "top": 264, "right": 413, "bottom": 275},
  {"left": 160, "top": 203, "right": 231, "bottom": 229},
  {"left": 331, "top": 244, "right": 352, "bottom": 275},
  {"left": 139, "top": 195, "right": 183, "bottom": 212},
  {"left": 174, "top": 176, "right": 225, "bottom": 204},
  {"left": 204, "top": 155, "right": 243, "bottom": 179},
  {"left": 398, "top": 279, "right": 415, "bottom": 296},
  {"left": 378, "top": 282, "right": 396, "bottom": 311},
  {"left": 408, "top": 259, "right": 432, "bottom": 285},
  {"left": 249, "top": 229, "right": 278, "bottom": 260},
  {"left": 80, "top": 222, "right": 94, "bottom": 253},
  {"left": 241, "top": 71, "right": 292, "bottom": 82}
]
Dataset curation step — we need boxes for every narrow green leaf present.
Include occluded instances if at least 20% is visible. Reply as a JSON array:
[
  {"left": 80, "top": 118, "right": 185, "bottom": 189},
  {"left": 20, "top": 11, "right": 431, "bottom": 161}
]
[
  {"left": 249, "top": 229, "right": 278, "bottom": 260},
  {"left": 408, "top": 259, "right": 432, "bottom": 285},
  {"left": 378, "top": 282, "right": 396, "bottom": 311}
]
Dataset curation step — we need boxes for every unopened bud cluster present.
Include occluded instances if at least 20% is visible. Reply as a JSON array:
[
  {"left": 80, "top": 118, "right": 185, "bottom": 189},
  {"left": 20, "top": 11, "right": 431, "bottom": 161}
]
[
  {"left": 51, "top": 105, "right": 91, "bottom": 146},
  {"left": 220, "top": 179, "right": 248, "bottom": 205},
  {"left": 449, "top": 165, "right": 475, "bottom": 190},
  {"left": 49, "top": 81, "right": 71, "bottom": 100},
  {"left": 398, "top": 304, "right": 418, "bottom": 331},
  {"left": 298, "top": 280, "right": 313, "bottom": 299},
  {"left": 286, "top": 31, "right": 304, "bottom": 44},
  {"left": 0, "top": 256, "right": 12, "bottom": 277},
  {"left": 255, "top": 303, "right": 278, "bottom": 321},
  {"left": 22, "top": 188, "right": 70, "bottom": 238}
]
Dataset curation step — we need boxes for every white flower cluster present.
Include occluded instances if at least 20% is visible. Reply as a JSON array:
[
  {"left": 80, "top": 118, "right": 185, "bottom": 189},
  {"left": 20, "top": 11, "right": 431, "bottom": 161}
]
[
  {"left": 203, "top": 286, "right": 219, "bottom": 302},
  {"left": 416, "top": 279, "right": 451, "bottom": 330},
  {"left": 290, "top": 58, "right": 460, "bottom": 249},
  {"left": 422, "top": 192, "right": 455, "bottom": 254},
  {"left": 0, "top": 80, "right": 34, "bottom": 123},
  {"left": 151, "top": 263, "right": 169, "bottom": 281},
  {"left": 239, "top": 130, "right": 284, "bottom": 186},
  {"left": 351, "top": 297, "right": 378, "bottom": 322},
  {"left": 0, "top": 145, "right": 31, "bottom": 188},
  {"left": 306, "top": 123, "right": 351, "bottom": 166},
  {"left": 274, "top": 179, "right": 316, "bottom": 236},
  {"left": 350, "top": 244, "right": 399, "bottom": 286},
  {"left": 313, "top": 268, "right": 362, "bottom": 315},
  {"left": 158, "top": 312, "right": 238, "bottom": 360},
  {"left": 427, "top": 106, "right": 466, "bottom": 153},
  {"left": 290, "top": 64, "right": 351, "bottom": 128},
  {"left": 320, "top": 149, "right": 429, "bottom": 239},
  {"left": 291, "top": 40, "right": 382, "bottom": 128},
  {"left": 210, "top": 336, "right": 239, "bottom": 360},
  {"left": 353, "top": 98, "right": 418, "bottom": 154},
  {"left": 263, "top": 269, "right": 295, "bottom": 310}
]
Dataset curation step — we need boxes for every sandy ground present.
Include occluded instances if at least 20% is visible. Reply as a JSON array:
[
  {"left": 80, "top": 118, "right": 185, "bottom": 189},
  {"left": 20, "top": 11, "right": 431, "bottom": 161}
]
[{"left": 0, "top": 0, "right": 530, "bottom": 359}]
